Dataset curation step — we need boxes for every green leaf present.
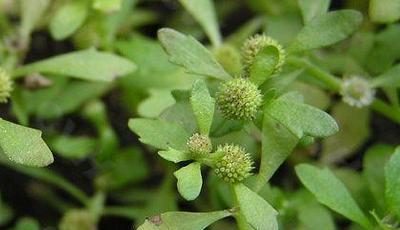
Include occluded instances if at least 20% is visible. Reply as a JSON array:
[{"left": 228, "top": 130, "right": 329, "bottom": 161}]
[
  {"left": 297, "top": 203, "right": 335, "bottom": 230},
  {"left": 295, "top": 164, "right": 372, "bottom": 229},
  {"left": 13, "top": 49, "right": 136, "bottom": 82},
  {"left": 371, "top": 64, "right": 400, "bottom": 88},
  {"left": 14, "top": 217, "right": 40, "bottom": 230},
  {"left": 158, "top": 148, "right": 191, "bottom": 163},
  {"left": 49, "top": 0, "right": 89, "bottom": 40},
  {"left": 157, "top": 28, "right": 231, "bottom": 80},
  {"left": 369, "top": 0, "right": 400, "bottom": 23},
  {"left": 138, "top": 89, "right": 176, "bottom": 118},
  {"left": 177, "top": 0, "right": 221, "bottom": 47},
  {"left": 92, "top": 0, "right": 122, "bottom": 13},
  {"left": 385, "top": 146, "right": 400, "bottom": 219},
  {"left": 298, "top": 0, "right": 330, "bottom": 24},
  {"left": 289, "top": 10, "right": 363, "bottom": 52},
  {"left": 190, "top": 80, "right": 215, "bottom": 135},
  {"left": 50, "top": 135, "right": 96, "bottom": 159},
  {"left": 321, "top": 102, "right": 370, "bottom": 164},
  {"left": 265, "top": 96, "right": 339, "bottom": 139},
  {"left": 174, "top": 162, "right": 203, "bottom": 201},
  {"left": 234, "top": 183, "right": 278, "bottom": 230},
  {"left": 249, "top": 46, "right": 279, "bottom": 86},
  {"left": 0, "top": 119, "right": 53, "bottom": 167},
  {"left": 19, "top": 0, "right": 50, "bottom": 39},
  {"left": 137, "top": 210, "right": 232, "bottom": 230},
  {"left": 363, "top": 145, "right": 394, "bottom": 212},
  {"left": 256, "top": 113, "right": 299, "bottom": 188},
  {"left": 128, "top": 118, "right": 191, "bottom": 151}
]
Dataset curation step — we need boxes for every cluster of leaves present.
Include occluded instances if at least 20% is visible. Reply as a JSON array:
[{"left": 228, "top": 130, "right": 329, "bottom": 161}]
[{"left": 0, "top": 0, "right": 399, "bottom": 229}]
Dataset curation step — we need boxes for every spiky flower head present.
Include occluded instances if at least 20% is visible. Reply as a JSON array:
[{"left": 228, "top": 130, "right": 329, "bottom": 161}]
[
  {"left": 214, "top": 144, "right": 254, "bottom": 183},
  {"left": 216, "top": 78, "right": 262, "bottom": 120},
  {"left": 242, "top": 34, "right": 286, "bottom": 76},
  {"left": 340, "top": 76, "right": 375, "bottom": 108},
  {"left": 0, "top": 68, "right": 12, "bottom": 103},
  {"left": 59, "top": 209, "right": 96, "bottom": 230},
  {"left": 213, "top": 44, "right": 242, "bottom": 76},
  {"left": 187, "top": 133, "right": 212, "bottom": 157}
]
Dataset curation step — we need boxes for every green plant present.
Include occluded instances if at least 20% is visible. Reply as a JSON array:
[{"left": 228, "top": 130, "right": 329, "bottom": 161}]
[{"left": 0, "top": 0, "right": 399, "bottom": 229}]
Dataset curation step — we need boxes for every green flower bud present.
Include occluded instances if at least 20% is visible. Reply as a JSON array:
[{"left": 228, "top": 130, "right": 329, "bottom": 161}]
[
  {"left": 187, "top": 133, "right": 212, "bottom": 157},
  {"left": 340, "top": 76, "right": 375, "bottom": 108},
  {"left": 59, "top": 210, "right": 96, "bottom": 230},
  {"left": 242, "top": 34, "right": 286, "bottom": 76},
  {"left": 0, "top": 68, "right": 13, "bottom": 103},
  {"left": 216, "top": 78, "right": 262, "bottom": 120},
  {"left": 213, "top": 44, "right": 242, "bottom": 76},
  {"left": 214, "top": 144, "right": 253, "bottom": 183}
]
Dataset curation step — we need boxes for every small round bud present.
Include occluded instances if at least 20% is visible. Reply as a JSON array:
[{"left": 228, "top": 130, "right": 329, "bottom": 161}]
[
  {"left": 214, "top": 144, "right": 254, "bottom": 183},
  {"left": 0, "top": 68, "right": 13, "bottom": 103},
  {"left": 187, "top": 133, "right": 212, "bottom": 157},
  {"left": 59, "top": 209, "right": 96, "bottom": 230},
  {"left": 340, "top": 76, "right": 375, "bottom": 108},
  {"left": 242, "top": 34, "right": 286, "bottom": 76},
  {"left": 216, "top": 78, "right": 262, "bottom": 120},
  {"left": 213, "top": 44, "right": 242, "bottom": 76}
]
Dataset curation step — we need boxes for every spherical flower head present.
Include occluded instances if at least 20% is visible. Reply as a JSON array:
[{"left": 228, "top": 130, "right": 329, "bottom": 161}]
[
  {"left": 213, "top": 44, "right": 242, "bottom": 76},
  {"left": 340, "top": 76, "right": 375, "bottom": 108},
  {"left": 214, "top": 144, "right": 254, "bottom": 183},
  {"left": 242, "top": 34, "right": 286, "bottom": 76},
  {"left": 187, "top": 133, "right": 212, "bottom": 157},
  {"left": 59, "top": 209, "right": 96, "bottom": 230},
  {"left": 216, "top": 78, "right": 262, "bottom": 120},
  {"left": 0, "top": 68, "right": 12, "bottom": 103}
]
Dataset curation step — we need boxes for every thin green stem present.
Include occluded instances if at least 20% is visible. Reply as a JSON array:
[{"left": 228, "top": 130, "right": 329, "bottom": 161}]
[
  {"left": 287, "top": 56, "right": 342, "bottom": 91},
  {"left": 230, "top": 184, "right": 251, "bottom": 230},
  {"left": 371, "top": 99, "right": 400, "bottom": 124}
]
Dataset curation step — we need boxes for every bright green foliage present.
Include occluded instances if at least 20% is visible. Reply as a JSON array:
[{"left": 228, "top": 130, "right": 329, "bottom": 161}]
[
  {"left": 385, "top": 147, "right": 400, "bottom": 219},
  {"left": 369, "top": 0, "right": 400, "bottom": 23},
  {"left": 50, "top": 135, "right": 96, "bottom": 159},
  {"left": 59, "top": 209, "right": 96, "bottom": 230},
  {"left": 50, "top": 0, "right": 89, "bottom": 40},
  {"left": 177, "top": 0, "right": 221, "bottom": 46},
  {"left": 19, "top": 0, "right": 50, "bottom": 39},
  {"left": 137, "top": 210, "right": 232, "bottom": 230},
  {"left": 190, "top": 80, "right": 215, "bottom": 135},
  {"left": 0, "top": 119, "right": 53, "bottom": 167},
  {"left": 372, "top": 64, "right": 400, "bottom": 88},
  {"left": 128, "top": 118, "right": 190, "bottom": 151},
  {"left": 0, "top": 68, "right": 12, "bottom": 103},
  {"left": 13, "top": 49, "right": 136, "bottom": 82},
  {"left": 216, "top": 78, "right": 262, "bottom": 121},
  {"left": 289, "top": 10, "right": 363, "bottom": 52},
  {"left": 92, "top": 0, "right": 122, "bottom": 13},
  {"left": 296, "top": 164, "right": 372, "bottom": 229},
  {"left": 157, "top": 28, "right": 231, "bottom": 80},
  {"left": 298, "top": 0, "right": 330, "bottom": 24},
  {"left": 234, "top": 183, "right": 278, "bottom": 230},
  {"left": 174, "top": 162, "right": 203, "bottom": 201},
  {"left": 14, "top": 217, "right": 40, "bottom": 230},
  {"left": 158, "top": 148, "right": 191, "bottom": 163}
]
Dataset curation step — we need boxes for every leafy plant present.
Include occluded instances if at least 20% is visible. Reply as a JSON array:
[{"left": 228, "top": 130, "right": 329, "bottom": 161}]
[{"left": 0, "top": 0, "right": 399, "bottom": 229}]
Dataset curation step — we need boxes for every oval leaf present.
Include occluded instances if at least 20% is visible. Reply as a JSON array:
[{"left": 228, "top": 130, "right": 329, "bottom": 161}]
[
  {"left": 174, "top": 162, "right": 202, "bottom": 201},
  {"left": 158, "top": 148, "right": 191, "bottom": 163},
  {"left": 298, "top": 0, "right": 330, "bottom": 24},
  {"left": 49, "top": 0, "right": 88, "bottom": 40},
  {"left": 178, "top": 0, "right": 221, "bottom": 46},
  {"left": 190, "top": 80, "right": 215, "bottom": 135},
  {"left": 234, "top": 183, "right": 278, "bottom": 230},
  {"left": 289, "top": 10, "right": 363, "bottom": 52},
  {"left": 0, "top": 119, "right": 53, "bottom": 167},
  {"left": 137, "top": 210, "right": 232, "bottom": 230},
  {"left": 295, "top": 164, "right": 372, "bottom": 229},
  {"left": 249, "top": 46, "right": 279, "bottom": 86},
  {"left": 13, "top": 49, "right": 136, "bottom": 82},
  {"left": 385, "top": 146, "right": 400, "bottom": 219},
  {"left": 157, "top": 28, "right": 231, "bottom": 80},
  {"left": 369, "top": 0, "right": 400, "bottom": 23}
]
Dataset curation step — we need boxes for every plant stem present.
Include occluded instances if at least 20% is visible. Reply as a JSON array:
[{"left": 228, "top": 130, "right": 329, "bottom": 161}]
[
  {"left": 287, "top": 56, "right": 400, "bottom": 125},
  {"left": 287, "top": 56, "right": 342, "bottom": 91},
  {"left": 230, "top": 184, "right": 251, "bottom": 230}
]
